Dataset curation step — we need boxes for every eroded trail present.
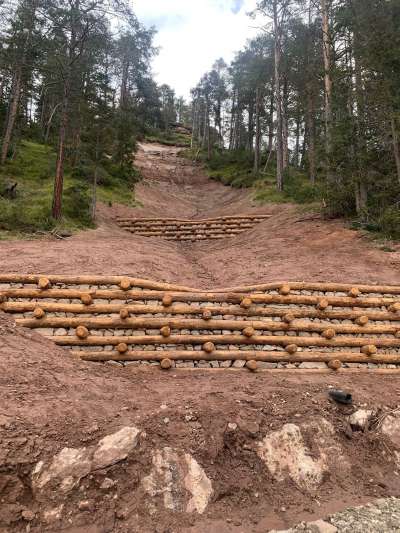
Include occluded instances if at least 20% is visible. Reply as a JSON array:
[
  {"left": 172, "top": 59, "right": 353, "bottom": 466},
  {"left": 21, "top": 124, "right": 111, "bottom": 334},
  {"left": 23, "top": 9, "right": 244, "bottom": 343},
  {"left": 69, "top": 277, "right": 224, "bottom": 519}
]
[
  {"left": 1, "top": 144, "right": 400, "bottom": 532},
  {"left": 0, "top": 142, "right": 399, "bottom": 288}
]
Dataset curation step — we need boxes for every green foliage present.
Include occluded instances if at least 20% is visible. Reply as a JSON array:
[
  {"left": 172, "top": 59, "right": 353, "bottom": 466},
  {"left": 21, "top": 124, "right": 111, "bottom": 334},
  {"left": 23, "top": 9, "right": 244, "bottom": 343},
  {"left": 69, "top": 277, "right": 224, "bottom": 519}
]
[
  {"left": 146, "top": 128, "right": 191, "bottom": 147},
  {"left": 0, "top": 140, "right": 137, "bottom": 236}
]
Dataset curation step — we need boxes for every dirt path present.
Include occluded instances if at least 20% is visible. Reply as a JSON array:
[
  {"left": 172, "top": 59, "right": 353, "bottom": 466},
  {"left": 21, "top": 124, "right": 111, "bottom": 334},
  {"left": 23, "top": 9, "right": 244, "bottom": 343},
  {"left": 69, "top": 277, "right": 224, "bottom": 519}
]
[{"left": 0, "top": 142, "right": 399, "bottom": 288}]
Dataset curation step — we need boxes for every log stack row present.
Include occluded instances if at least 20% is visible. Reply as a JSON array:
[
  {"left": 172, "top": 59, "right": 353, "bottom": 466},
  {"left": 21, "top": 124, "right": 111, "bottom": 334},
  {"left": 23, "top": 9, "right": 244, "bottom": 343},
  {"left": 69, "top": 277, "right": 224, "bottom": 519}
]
[
  {"left": 115, "top": 215, "right": 272, "bottom": 241},
  {"left": 2, "top": 274, "right": 400, "bottom": 371}
]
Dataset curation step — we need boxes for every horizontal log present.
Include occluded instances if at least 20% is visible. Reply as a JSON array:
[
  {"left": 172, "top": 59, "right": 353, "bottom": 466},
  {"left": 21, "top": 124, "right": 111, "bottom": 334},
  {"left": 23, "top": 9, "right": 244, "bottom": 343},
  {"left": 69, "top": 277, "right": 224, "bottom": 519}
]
[
  {"left": 116, "top": 215, "right": 272, "bottom": 224},
  {"left": 120, "top": 223, "right": 255, "bottom": 230},
  {"left": 72, "top": 349, "right": 400, "bottom": 364},
  {"left": 52, "top": 333, "right": 400, "bottom": 348},
  {"left": 2, "top": 289, "right": 399, "bottom": 308},
  {"left": 1, "top": 276, "right": 399, "bottom": 296},
  {"left": 3, "top": 302, "right": 400, "bottom": 322},
  {"left": 214, "top": 281, "right": 400, "bottom": 295},
  {"left": 16, "top": 316, "right": 400, "bottom": 336},
  {"left": 0, "top": 275, "right": 193, "bottom": 292}
]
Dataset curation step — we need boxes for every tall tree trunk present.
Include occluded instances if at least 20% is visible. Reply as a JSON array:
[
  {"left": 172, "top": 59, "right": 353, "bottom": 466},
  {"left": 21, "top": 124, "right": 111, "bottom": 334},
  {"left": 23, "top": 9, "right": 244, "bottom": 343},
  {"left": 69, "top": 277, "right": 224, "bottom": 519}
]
[
  {"left": 1, "top": 66, "right": 23, "bottom": 164},
  {"left": 254, "top": 87, "right": 261, "bottom": 173},
  {"left": 247, "top": 99, "right": 254, "bottom": 152},
  {"left": 353, "top": 25, "right": 368, "bottom": 212},
  {"left": 306, "top": 84, "right": 316, "bottom": 183},
  {"left": 320, "top": 0, "right": 334, "bottom": 183},
  {"left": 391, "top": 115, "right": 400, "bottom": 185},
  {"left": 267, "top": 91, "right": 274, "bottom": 153},
  {"left": 52, "top": 78, "right": 70, "bottom": 220},
  {"left": 282, "top": 76, "right": 289, "bottom": 170},
  {"left": 273, "top": 1, "right": 284, "bottom": 191}
]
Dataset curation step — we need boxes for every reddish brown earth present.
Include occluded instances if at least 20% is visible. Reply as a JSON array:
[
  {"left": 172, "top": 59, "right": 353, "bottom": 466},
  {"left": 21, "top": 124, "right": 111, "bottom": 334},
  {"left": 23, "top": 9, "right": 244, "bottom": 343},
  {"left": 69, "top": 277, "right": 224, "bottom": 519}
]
[
  {"left": 0, "top": 142, "right": 399, "bottom": 288},
  {"left": 1, "top": 143, "right": 400, "bottom": 532}
]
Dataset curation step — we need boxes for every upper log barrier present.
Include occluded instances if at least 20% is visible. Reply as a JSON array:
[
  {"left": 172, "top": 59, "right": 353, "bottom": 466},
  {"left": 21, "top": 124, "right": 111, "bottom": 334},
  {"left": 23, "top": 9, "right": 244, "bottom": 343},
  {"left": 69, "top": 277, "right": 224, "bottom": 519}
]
[{"left": 115, "top": 214, "right": 272, "bottom": 241}]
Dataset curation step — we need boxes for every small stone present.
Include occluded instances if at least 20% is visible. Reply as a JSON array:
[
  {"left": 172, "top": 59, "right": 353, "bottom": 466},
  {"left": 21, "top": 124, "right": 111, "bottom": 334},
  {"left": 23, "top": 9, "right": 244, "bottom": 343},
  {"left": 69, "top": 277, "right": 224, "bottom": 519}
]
[
  {"left": 163, "top": 418, "right": 170, "bottom": 425},
  {"left": 100, "top": 478, "right": 116, "bottom": 490},
  {"left": 22, "top": 510, "right": 35, "bottom": 521},
  {"left": 233, "top": 360, "right": 246, "bottom": 368},
  {"left": 227, "top": 423, "right": 237, "bottom": 431},
  {"left": 78, "top": 500, "right": 94, "bottom": 511},
  {"left": 308, "top": 519, "right": 338, "bottom": 533},
  {"left": 348, "top": 409, "right": 373, "bottom": 432},
  {"left": 299, "top": 362, "right": 328, "bottom": 369}
]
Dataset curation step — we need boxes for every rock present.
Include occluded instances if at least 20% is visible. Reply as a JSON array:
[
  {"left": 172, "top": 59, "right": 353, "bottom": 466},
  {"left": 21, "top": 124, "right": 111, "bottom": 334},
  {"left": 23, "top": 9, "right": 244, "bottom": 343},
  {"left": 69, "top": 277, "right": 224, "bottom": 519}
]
[
  {"left": 381, "top": 412, "right": 400, "bottom": 448},
  {"left": 105, "top": 360, "right": 123, "bottom": 368},
  {"left": 232, "top": 360, "right": 246, "bottom": 368},
  {"left": 42, "top": 505, "right": 64, "bottom": 524},
  {"left": 257, "top": 418, "right": 347, "bottom": 492},
  {"left": 92, "top": 426, "right": 141, "bottom": 470},
  {"left": 308, "top": 519, "right": 338, "bottom": 533},
  {"left": 21, "top": 509, "right": 35, "bottom": 521},
  {"left": 142, "top": 447, "right": 212, "bottom": 514},
  {"left": 100, "top": 477, "right": 116, "bottom": 490},
  {"left": 78, "top": 499, "right": 94, "bottom": 511},
  {"left": 227, "top": 423, "right": 238, "bottom": 431},
  {"left": 348, "top": 409, "right": 373, "bottom": 431},
  {"left": 32, "top": 426, "right": 140, "bottom": 495},
  {"left": 32, "top": 448, "right": 92, "bottom": 493},
  {"left": 299, "top": 362, "right": 328, "bottom": 369}
]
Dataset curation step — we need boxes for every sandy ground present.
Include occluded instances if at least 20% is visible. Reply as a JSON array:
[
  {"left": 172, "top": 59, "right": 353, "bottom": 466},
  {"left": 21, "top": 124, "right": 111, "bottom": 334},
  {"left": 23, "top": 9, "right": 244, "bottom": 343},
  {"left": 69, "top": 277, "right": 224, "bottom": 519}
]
[{"left": 0, "top": 142, "right": 399, "bottom": 288}]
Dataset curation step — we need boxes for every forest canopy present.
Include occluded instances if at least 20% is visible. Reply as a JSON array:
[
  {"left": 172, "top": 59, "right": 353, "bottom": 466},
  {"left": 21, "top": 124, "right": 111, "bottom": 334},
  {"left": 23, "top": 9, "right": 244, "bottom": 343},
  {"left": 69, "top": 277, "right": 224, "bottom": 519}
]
[{"left": 190, "top": 0, "right": 400, "bottom": 236}]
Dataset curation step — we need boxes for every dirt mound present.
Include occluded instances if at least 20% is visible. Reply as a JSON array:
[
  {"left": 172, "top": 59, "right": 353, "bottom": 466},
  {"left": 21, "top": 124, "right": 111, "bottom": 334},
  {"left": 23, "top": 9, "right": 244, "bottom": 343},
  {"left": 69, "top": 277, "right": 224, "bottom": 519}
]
[{"left": 1, "top": 311, "right": 400, "bottom": 532}]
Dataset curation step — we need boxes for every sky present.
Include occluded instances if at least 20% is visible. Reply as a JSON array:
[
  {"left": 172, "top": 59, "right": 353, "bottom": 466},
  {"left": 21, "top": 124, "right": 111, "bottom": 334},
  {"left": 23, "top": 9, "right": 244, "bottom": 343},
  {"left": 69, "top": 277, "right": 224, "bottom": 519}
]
[{"left": 131, "top": 0, "right": 261, "bottom": 99}]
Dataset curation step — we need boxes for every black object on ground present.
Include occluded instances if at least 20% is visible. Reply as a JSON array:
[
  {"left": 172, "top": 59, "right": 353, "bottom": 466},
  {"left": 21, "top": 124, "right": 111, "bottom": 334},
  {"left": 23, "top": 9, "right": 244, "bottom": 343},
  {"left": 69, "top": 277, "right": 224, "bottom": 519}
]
[{"left": 329, "top": 389, "right": 353, "bottom": 405}]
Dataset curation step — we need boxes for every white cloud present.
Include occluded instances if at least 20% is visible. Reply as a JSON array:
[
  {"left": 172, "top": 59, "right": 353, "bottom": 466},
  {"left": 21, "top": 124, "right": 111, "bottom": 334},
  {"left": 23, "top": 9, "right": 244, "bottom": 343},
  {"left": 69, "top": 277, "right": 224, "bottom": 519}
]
[{"left": 131, "top": 0, "right": 261, "bottom": 98}]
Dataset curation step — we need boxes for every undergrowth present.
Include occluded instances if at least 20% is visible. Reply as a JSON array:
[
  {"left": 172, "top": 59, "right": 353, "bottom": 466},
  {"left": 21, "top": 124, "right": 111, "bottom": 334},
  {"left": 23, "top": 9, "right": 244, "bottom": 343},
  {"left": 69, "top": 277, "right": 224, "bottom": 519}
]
[
  {"left": 146, "top": 128, "right": 191, "bottom": 147},
  {"left": 0, "top": 141, "right": 138, "bottom": 237}
]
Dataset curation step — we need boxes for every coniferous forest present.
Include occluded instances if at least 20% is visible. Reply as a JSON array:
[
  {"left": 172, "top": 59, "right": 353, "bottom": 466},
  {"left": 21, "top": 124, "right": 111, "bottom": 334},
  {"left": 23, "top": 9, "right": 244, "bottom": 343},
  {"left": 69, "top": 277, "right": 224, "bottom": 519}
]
[
  {"left": 191, "top": 0, "right": 400, "bottom": 237},
  {"left": 0, "top": 0, "right": 399, "bottom": 237}
]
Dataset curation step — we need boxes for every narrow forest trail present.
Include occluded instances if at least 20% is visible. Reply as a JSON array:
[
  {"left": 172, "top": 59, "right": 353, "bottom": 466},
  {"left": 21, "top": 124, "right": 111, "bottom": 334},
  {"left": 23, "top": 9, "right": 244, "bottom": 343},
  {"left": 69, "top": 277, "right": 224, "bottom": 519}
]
[{"left": 1, "top": 141, "right": 399, "bottom": 288}]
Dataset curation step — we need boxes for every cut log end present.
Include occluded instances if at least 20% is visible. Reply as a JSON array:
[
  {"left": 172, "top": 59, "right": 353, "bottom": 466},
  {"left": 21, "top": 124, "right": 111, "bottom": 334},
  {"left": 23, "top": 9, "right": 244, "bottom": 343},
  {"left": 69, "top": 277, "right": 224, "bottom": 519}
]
[
  {"left": 279, "top": 284, "right": 291, "bottom": 296},
  {"left": 33, "top": 307, "right": 45, "bottom": 319},
  {"left": 243, "top": 326, "right": 255, "bottom": 338},
  {"left": 120, "top": 278, "right": 131, "bottom": 291},
  {"left": 246, "top": 360, "right": 258, "bottom": 372},
  {"left": 389, "top": 303, "right": 400, "bottom": 313},
  {"left": 283, "top": 313, "right": 295, "bottom": 324},
  {"left": 349, "top": 287, "right": 361, "bottom": 298},
  {"left": 203, "top": 342, "right": 215, "bottom": 354},
  {"left": 76, "top": 326, "right": 89, "bottom": 339},
  {"left": 285, "top": 344, "right": 298, "bottom": 355},
  {"left": 317, "top": 298, "right": 329, "bottom": 310},
  {"left": 38, "top": 277, "right": 51, "bottom": 290},
  {"left": 162, "top": 294, "right": 173, "bottom": 307},
  {"left": 120, "top": 308, "right": 130, "bottom": 319},
  {"left": 240, "top": 297, "right": 253, "bottom": 309},
  {"left": 81, "top": 294, "right": 93, "bottom": 306},
  {"left": 322, "top": 328, "right": 336, "bottom": 340},
  {"left": 361, "top": 344, "right": 378, "bottom": 356},
  {"left": 202, "top": 310, "right": 212, "bottom": 320},
  {"left": 328, "top": 359, "right": 342, "bottom": 371},
  {"left": 117, "top": 343, "right": 128, "bottom": 354},
  {"left": 356, "top": 315, "right": 369, "bottom": 326},
  {"left": 160, "top": 326, "right": 171, "bottom": 338},
  {"left": 161, "top": 358, "right": 173, "bottom": 370}
]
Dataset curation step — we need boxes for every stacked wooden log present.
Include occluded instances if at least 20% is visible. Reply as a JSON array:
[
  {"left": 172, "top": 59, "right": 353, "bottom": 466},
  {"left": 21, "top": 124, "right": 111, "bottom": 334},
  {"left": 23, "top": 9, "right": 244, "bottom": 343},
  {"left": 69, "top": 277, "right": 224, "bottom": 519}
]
[
  {"left": 1, "top": 274, "right": 400, "bottom": 371},
  {"left": 115, "top": 215, "right": 272, "bottom": 241}
]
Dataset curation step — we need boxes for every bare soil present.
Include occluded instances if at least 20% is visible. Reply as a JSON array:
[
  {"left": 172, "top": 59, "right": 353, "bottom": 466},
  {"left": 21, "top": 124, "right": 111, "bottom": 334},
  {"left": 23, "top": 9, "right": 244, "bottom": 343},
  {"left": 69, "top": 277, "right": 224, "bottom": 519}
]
[
  {"left": 0, "top": 143, "right": 399, "bottom": 288},
  {"left": 1, "top": 144, "right": 400, "bottom": 532}
]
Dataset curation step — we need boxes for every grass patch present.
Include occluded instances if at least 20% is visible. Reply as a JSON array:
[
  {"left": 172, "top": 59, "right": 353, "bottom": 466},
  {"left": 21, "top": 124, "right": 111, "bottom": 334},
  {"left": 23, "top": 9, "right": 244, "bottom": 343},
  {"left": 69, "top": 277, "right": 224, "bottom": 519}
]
[
  {"left": 183, "top": 147, "right": 321, "bottom": 205},
  {"left": 146, "top": 128, "right": 191, "bottom": 147},
  {"left": 0, "top": 140, "right": 138, "bottom": 237}
]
